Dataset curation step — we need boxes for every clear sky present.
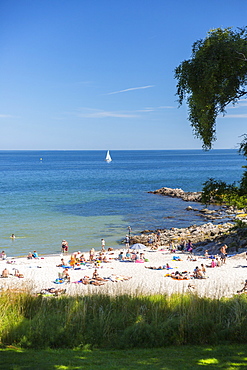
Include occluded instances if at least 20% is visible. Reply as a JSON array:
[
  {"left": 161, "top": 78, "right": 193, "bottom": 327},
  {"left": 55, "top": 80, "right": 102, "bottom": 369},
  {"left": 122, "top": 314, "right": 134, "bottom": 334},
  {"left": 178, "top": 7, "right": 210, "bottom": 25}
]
[{"left": 1, "top": 0, "right": 247, "bottom": 150}]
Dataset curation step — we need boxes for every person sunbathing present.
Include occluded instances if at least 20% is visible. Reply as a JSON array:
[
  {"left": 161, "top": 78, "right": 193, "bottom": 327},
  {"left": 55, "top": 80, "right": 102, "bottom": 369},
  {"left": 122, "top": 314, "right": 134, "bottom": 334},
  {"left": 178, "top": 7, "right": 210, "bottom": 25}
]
[
  {"left": 0, "top": 251, "right": 6, "bottom": 260},
  {"left": 56, "top": 258, "right": 65, "bottom": 267},
  {"left": 150, "top": 243, "right": 158, "bottom": 250},
  {"left": 171, "top": 271, "right": 189, "bottom": 279},
  {"left": 102, "top": 256, "right": 111, "bottom": 263},
  {"left": 193, "top": 266, "right": 204, "bottom": 279},
  {"left": 237, "top": 280, "right": 247, "bottom": 294},
  {"left": 79, "top": 254, "right": 86, "bottom": 263},
  {"left": 62, "top": 268, "right": 70, "bottom": 282},
  {"left": 91, "top": 269, "right": 107, "bottom": 282},
  {"left": 1, "top": 268, "right": 9, "bottom": 278},
  {"left": 41, "top": 288, "right": 66, "bottom": 296},
  {"left": 79, "top": 276, "right": 105, "bottom": 285},
  {"left": 27, "top": 252, "right": 33, "bottom": 259},
  {"left": 215, "top": 258, "right": 221, "bottom": 267},
  {"left": 118, "top": 252, "right": 124, "bottom": 260},
  {"left": 145, "top": 265, "right": 165, "bottom": 270},
  {"left": 13, "top": 268, "right": 24, "bottom": 278},
  {"left": 106, "top": 274, "right": 132, "bottom": 282},
  {"left": 187, "top": 255, "right": 197, "bottom": 261},
  {"left": 78, "top": 276, "right": 90, "bottom": 284},
  {"left": 32, "top": 250, "right": 39, "bottom": 259}
]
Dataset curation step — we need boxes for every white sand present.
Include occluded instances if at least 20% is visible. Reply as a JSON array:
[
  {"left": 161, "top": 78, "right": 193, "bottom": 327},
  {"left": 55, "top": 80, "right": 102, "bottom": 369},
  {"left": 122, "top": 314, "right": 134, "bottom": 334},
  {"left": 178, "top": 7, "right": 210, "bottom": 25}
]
[{"left": 1, "top": 248, "right": 247, "bottom": 299}]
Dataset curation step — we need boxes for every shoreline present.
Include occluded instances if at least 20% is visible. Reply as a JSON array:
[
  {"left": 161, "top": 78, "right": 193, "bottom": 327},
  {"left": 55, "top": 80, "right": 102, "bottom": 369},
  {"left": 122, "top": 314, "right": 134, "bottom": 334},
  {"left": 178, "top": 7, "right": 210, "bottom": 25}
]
[{"left": 1, "top": 187, "right": 247, "bottom": 300}]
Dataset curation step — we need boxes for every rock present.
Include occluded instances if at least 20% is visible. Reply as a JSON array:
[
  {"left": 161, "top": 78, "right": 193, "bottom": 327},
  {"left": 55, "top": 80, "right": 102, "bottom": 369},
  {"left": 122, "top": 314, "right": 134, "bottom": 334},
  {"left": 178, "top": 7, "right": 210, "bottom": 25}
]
[{"left": 148, "top": 187, "right": 202, "bottom": 202}]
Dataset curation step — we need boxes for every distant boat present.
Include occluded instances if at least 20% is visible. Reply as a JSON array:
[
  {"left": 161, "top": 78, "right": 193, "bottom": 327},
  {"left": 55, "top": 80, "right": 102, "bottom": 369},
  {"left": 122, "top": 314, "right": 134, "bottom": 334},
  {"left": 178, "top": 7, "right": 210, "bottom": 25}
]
[{"left": 105, "top": 150, "right": 112, "bottom": 163}]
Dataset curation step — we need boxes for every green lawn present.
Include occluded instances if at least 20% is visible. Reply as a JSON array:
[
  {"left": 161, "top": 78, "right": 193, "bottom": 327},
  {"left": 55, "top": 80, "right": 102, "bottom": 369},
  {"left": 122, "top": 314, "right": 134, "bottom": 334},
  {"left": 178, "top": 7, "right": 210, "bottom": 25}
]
[{"left": 0, "top": 344, "right": 247, "bottom": 370}]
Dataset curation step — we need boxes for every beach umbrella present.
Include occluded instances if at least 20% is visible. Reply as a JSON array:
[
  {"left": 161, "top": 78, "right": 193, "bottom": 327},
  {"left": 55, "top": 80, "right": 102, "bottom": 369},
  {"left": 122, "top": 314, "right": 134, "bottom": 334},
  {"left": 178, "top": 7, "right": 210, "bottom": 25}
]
[{"left": 129, "top": 243, "right": 146, "bottom": 250}]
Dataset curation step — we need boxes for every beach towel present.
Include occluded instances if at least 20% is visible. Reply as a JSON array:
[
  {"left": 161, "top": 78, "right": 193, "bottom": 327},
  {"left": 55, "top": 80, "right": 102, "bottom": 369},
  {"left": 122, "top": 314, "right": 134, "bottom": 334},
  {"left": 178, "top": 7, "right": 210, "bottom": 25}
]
[
  {"left": 54, "top": 278, "right": 65, "bottom": 284},
  {"left": 172, "top": 256, "right": 182, "bottom": 261}
]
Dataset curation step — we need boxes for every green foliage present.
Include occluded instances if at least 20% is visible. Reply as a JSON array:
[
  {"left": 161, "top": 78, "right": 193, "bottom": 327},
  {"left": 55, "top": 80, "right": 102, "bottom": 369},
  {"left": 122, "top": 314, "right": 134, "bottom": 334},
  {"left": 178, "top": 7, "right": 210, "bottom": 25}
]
[
  {"left": 201, "top": 177, "right": 247, "bottom": 208},
  {"left": 1, "top": 291, "right": 247, "bottom": 350},
  {"left": 232, "top": 218, "right": 247, "bottom": 230},
  {"left": 175, "top": 27, "right": 247, "bottom": 150},
  {"left": 223, "top": 193, "right": 247, "bottom": 209},
  {"left": 239, "top": 170, "right": 247, "bottom": 195},
  {"left": 201, "top": 178, "right": 238, "bottom": 204},
  {"left": 239, "top": 134, "right": 247, "bottom": 157}
]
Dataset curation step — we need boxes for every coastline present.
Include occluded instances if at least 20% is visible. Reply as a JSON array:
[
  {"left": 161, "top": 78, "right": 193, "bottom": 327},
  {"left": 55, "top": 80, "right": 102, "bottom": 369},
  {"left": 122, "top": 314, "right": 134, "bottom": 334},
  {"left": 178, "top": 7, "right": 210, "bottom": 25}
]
[{"left": 1, "top": 186, "right": 247, "bottom": 300}]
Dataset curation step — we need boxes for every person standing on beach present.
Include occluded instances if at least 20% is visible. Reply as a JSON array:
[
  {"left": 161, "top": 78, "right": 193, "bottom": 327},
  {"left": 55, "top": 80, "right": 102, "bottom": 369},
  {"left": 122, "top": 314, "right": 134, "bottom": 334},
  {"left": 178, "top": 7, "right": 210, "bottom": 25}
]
[
  {"left": 101, "top": 239, "right": 105, "bottom": 252},
  {"left": 187, "top": 240, "right": 193, "bottom": 254},
  {"left": 125, "top": 235, "right": 130, "bottom": 249},
  {"left": 89, "top": 248, "right": 95, "bottom": 261},
  {"left": 156, "top": 230, "right": 161, "bottom": 245},
  {"left": 220, "top": 244, "right": 227, "bottom": 264},
  {"left": 61, "top": 240, "right": 68, "bottom": 254}
]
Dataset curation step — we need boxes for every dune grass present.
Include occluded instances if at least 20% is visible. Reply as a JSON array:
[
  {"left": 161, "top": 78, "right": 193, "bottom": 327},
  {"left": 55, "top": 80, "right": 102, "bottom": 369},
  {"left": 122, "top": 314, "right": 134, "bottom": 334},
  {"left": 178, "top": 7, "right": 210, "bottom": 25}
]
[{"left": 1, "top": 290, "right": 247, "bottom": 350}]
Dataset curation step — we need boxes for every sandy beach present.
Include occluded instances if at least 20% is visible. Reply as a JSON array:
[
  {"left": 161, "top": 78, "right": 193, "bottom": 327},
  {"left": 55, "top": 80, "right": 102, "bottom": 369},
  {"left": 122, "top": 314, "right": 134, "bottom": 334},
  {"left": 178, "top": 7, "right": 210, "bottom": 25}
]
[{"left": 1, "top": 246, "right": 247, "bottom": 299}]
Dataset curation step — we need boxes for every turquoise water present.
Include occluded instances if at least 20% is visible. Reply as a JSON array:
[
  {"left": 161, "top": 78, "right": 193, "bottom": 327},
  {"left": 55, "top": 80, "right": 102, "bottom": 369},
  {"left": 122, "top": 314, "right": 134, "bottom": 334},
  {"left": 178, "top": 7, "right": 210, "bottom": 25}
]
[{"left": 0, "top": 150, "right": 245, "bottom": 256}]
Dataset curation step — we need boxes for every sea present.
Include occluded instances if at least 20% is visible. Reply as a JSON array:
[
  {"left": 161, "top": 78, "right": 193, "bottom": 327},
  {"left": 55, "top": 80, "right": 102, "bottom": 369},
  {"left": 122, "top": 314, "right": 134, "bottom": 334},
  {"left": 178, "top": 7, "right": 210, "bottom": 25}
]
[{"left": 0, "top": 149, "right": 246, "bottom": 257}]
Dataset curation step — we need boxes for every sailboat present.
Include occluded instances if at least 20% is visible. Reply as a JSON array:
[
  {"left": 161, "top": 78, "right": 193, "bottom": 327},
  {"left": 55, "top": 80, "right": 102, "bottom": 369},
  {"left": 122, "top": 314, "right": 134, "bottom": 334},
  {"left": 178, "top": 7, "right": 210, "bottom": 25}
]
[{"left": 105, "top": 150, "right": 112, "bottom": 163}]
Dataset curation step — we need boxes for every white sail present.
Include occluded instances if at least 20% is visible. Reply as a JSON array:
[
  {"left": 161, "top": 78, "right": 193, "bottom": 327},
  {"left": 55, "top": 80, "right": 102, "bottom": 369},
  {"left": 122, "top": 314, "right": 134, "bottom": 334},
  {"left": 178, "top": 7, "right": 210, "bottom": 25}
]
[{"left": 105, "top": 150, "right": 112, "bottom": 162}]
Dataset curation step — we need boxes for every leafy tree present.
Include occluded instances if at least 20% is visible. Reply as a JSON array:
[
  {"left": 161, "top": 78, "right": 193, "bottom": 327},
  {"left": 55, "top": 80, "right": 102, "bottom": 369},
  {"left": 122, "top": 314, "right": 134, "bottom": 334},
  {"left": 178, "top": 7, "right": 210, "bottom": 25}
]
[
  {"left": 175, "top": 27, "right": 247, "bottom": 150},
  {"left": 201, "top": 178, "right": 238, "bottom": 204},
  {"left": 239, "top": 134, "right": 247, "bottom": 157}
]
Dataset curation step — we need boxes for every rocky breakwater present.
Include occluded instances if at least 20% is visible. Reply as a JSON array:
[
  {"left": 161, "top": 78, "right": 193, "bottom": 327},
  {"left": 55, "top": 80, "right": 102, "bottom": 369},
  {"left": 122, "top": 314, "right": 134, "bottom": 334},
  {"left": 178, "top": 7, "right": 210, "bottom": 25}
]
[
  {"left": 149, "top": 187, "right": 202, "bottom": 202},
  {"left": 131, "top": 221, "right": 247, "bottom": 255}
]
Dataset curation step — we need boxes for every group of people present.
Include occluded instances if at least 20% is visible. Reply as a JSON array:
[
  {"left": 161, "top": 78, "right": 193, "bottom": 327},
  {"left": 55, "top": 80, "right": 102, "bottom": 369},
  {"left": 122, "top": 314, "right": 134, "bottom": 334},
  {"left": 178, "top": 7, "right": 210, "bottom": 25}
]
[
  {"left": 1, "top": 267, "right": 24, "bottom": 278},
  {"left": 193, "top": 264, "right": 206, "bottom": 278},
  {"left": 27, "top": 250, "right": 39, "bottom": 259},
  {"left": 118, "top": 250, "right": 145, "bottom": 262}
]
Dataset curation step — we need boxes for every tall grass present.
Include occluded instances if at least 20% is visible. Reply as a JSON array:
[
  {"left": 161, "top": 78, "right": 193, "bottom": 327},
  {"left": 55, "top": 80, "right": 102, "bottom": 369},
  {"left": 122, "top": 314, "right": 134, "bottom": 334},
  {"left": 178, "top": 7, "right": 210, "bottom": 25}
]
[{"left": 1, "top": 290, "right": 247, "bottom": 349}]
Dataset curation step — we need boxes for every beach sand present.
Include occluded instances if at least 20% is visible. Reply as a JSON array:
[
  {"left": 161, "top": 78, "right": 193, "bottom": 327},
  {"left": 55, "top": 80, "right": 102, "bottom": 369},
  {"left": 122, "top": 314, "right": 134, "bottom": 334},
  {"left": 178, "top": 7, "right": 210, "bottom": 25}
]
[{"left": 1, "top": 248, "right": 247, "bottom": 299}]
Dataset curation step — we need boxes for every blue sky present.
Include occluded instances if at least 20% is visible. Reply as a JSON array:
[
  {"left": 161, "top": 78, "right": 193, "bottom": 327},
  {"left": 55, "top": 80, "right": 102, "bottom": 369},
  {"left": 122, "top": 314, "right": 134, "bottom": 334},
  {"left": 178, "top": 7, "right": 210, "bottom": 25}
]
[{"left": 0, "top": 0, "right": 247, "bottom": 150}]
